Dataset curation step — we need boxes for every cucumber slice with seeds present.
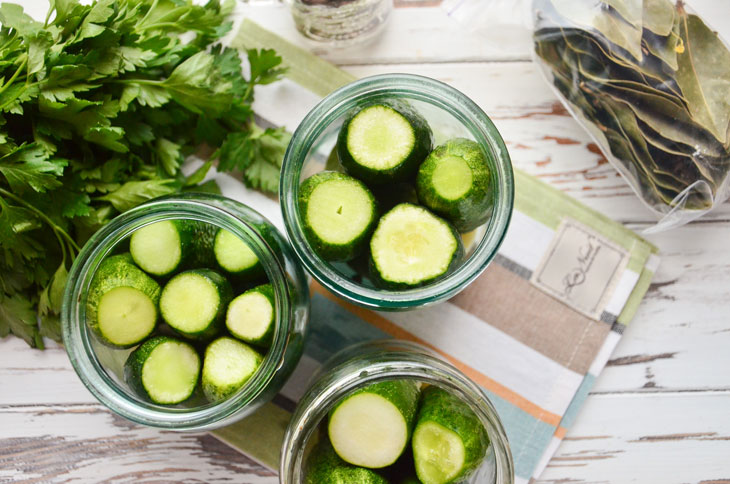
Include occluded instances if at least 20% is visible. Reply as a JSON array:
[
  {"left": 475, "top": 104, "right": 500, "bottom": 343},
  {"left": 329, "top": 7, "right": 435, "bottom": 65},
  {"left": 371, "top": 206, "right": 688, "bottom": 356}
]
[
  {"left": 202, "top": 336, "right": 263, "bottom": 402},
  {"left": 124, "top": 336, "right": 200, "bottom": 405},
  {"left": 338, "top": 99, "right": 433, "bottom": 184},
  {"left": 87, "top": 254, "right": 161, "bottom": 348},
  {"left": 159, "top": 269, "right": 232, "bottom": 340},
  {"left": 328, "top": 380, "right": 421, "bottom": 469},
  {"left": 412, "top": 386, "right": 489, "bottom": 484},
  {"left": 306, "top": 439, "right": 389, "bottom": 484},
  {"left": 417, "top": 138, "right": 493, "bottom": 233},
  {"left": 370, "top": 204, "right": 464, "bottom": 289},
  {"left": 226, "top": 284, "right": 275, "bottom": 348},
  {"left": 214, "top": 229, "right": 265, "bottom": 282},
  {"left": 130, "top": 220, "right": 194, "bottom": 277},
  {"left": 299, "top": 171, "right": 378, "bottom": 261}
]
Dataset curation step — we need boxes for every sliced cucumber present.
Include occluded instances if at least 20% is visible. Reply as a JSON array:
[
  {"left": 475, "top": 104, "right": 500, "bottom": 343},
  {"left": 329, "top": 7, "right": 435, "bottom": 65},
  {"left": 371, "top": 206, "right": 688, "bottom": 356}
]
[
  {"left": 87, "top": 254, "right": 161, "bottom": 348},
  {"left": 124, "top": 336, "right": 201, "bottom": 405},
  {"left": 328, "top": 380, "right": 421, "bottom": 469},
  {"left": 130, "top": 220, "right": 194, "bottom": 277},
  {"left": 369, "top": 204, "right": 464, "bottom": 289},
  {"left": 412, "top": 386, "right": 489, "bottom": 484},
  {"left": 214, "top": 229, "right": 266, "bottom": 282},
  {"left": 159, "top": 269, "right": 232, "bottom": 340},
  {"left": 226, "top": 283, "right": 275, "bottom": 348},
  {"left": 202, "top": 336, "right": 263, "bottom": 402},
  {"left": 416, "top": 138, "right": 493, "bottom": 232},
  {"left": 306, "top": 439, "right": 389, "bottom": 484},
  {"left": 299, "top": 171, "right": 378, "bottom": 261},
  {"left": 337, "top": 99, "right": 433, "bottom": 184}
]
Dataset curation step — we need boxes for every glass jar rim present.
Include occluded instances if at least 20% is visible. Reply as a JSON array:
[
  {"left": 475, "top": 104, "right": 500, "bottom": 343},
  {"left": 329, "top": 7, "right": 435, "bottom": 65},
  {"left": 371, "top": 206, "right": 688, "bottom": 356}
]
[
  {"left": 279, "top": 339, "right": 515, "bottom": 484},
  {"left": 280, "top": 73, "right": 514, "bottom": 309},
  {"left": 61, "top": 194, "right": 297, "bottom": 430}
]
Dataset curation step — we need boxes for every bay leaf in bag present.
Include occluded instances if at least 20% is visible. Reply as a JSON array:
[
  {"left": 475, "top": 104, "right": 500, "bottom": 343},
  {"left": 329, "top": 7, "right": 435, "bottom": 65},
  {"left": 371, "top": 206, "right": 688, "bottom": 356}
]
[
  {"left": 551, "top": 0, "right": 644, "bottom": 61},
  {"left": 675, "top": 11, "right": 730, "bottom": 145},
  {"left": 642, "top": 0, "right": 675, "bottom": 36}
]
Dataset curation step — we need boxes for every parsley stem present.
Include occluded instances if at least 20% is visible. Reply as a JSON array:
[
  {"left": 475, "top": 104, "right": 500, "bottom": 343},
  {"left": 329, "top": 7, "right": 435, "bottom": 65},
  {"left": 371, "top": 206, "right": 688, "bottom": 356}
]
[
  {"left": 135, "top": 21, "right": 184, "bottom": 33},
  {"left": 0, "top": 56, "right": 28, "bottom": 97},
  {"left": 0, "top": 188, "right": 81, "bottom": 255}
]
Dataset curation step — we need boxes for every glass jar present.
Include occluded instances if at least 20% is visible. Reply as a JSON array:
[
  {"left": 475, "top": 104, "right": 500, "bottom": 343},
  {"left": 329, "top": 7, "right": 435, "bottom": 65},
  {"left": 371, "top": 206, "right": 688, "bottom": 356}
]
[
  {"left": 280, "top": 74, "right": 514, "bottom": 310},
  {"left": 289, "top": 0, "right": 393, "bottom": 48},
  {"left": 61, "top": 193, "right": 309, "bottom": 430},
  {"left": 280, "top": 340, "right": 514, "bottom": 484}
]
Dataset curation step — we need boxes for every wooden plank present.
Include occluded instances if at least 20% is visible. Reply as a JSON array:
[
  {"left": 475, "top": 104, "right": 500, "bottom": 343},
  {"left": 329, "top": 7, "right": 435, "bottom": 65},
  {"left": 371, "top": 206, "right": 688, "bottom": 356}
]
[
  {"left": 537, "top": 392, "right": 730, "bottom": 484},
  {"left": 593, "top": 220, "right": 730, "bottom": 394},
  {"left": 0, "top": 404, "right": 276, "bottom": 483},
  {"left": 236, "top": 0, "right": 730, "bottom": 65},
  {"left": 2, "top": 393, "right": 730, "bottom": 484}
]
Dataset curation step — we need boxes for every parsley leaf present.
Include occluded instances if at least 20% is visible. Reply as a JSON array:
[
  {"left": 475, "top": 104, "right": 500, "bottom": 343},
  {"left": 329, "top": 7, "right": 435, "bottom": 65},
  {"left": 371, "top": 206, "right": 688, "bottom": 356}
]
[{"left": 0, "top": 0, "right": 288, "bottom": 348}]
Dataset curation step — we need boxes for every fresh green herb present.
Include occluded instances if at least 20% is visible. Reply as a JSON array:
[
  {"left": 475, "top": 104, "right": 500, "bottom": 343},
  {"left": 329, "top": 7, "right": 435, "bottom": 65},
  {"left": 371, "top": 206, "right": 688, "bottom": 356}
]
[{"left": 0, "top": 0, "right": 289, "bottom": 348}]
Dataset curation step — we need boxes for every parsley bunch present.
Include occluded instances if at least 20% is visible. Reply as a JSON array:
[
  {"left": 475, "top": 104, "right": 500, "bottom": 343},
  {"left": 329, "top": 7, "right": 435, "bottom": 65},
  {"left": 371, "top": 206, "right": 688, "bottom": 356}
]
[{"left": 0, "top": 0, "right": 290, "bottom": 348}]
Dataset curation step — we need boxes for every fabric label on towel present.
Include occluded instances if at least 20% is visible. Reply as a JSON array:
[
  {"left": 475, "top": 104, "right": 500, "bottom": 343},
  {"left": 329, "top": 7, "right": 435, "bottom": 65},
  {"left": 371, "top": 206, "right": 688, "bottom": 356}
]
[{"left": 531, "top": 218, "right": 629, "bottom": 319}]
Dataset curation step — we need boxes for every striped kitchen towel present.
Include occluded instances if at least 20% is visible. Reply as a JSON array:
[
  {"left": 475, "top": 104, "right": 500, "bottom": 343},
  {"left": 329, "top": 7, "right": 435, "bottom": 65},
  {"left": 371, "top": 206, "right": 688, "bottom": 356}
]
[{"left": 210, "top": 20, "right": 660, "bottom": 484}]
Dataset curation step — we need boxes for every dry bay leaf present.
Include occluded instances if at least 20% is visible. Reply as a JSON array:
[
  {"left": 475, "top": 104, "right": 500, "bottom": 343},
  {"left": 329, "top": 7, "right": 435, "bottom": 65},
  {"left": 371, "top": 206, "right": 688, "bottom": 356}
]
[
  {"left": 642, "top": 0, "right": 674, "bottom": 36},
  {"left": 675, "top": 11, "right": 730, "bottom": 144}
]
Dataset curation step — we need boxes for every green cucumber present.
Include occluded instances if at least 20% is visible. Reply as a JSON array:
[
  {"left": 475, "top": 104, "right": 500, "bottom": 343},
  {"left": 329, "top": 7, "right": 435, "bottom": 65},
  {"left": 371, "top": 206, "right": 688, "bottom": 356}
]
[
  {"left": 369, "top": 204, "right": 464, "bottom": 289},
  {"left": 159, "top": 269, "right": 232, "bottom": 340},
  {"left": 124, "top": 336, "right": 200, "bottom": 405},
  {"left": 299, "top": 171, "right": 378, "bottom": 261},
  {"left": 337, "top": 99, "right": 433, "bottom": 184},
  {"left": 86, "top": 254, "right": 161, "bottom": 348},
  {"left": 328, "top": 380, "right": 421, "bottom": 469},
  {"left": 130, "top": 220, "right": 195, "bottom": 277},
  {"left": 416, "top": 138, "right": 493, "bottom": 232},
  {"left": 190, "top": 221, "right": 218, "bottom": 268},
  {"left": 214, "top": 228, "right": 265, "bottom": 282},
  {"left": 306, "top": 439, "right": 389, "bottom": 484},
  {"left": 202, "top": 336, "right": 263, "bottom": 402},
  {"left": 226, "top": 283, "right": 275, "bottom": 348},
  {"left": 412, "top": 386, "right": 489, "bottom": 484}
]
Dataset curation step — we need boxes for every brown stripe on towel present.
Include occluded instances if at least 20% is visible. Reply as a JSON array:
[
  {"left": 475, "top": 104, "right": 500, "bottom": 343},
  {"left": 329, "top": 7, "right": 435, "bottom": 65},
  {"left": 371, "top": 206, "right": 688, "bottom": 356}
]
[{"left": 451, "top": 264, "right": 610, "bottom": 374}]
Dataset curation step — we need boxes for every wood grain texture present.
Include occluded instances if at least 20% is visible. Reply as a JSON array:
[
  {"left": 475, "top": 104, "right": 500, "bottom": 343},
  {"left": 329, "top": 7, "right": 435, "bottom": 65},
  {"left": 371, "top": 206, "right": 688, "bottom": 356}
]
[
  {"left": 3, "top": 0, "right": 730, "bottom": 483},
  {"left": 0, "top": 404, "right": 277, "bottom": 483}
]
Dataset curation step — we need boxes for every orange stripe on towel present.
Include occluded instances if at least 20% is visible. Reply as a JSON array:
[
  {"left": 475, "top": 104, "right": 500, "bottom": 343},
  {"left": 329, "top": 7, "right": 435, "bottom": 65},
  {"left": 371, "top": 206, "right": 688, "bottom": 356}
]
[{"left": 311, "top": 282, "right": 563, "bottom": 427}]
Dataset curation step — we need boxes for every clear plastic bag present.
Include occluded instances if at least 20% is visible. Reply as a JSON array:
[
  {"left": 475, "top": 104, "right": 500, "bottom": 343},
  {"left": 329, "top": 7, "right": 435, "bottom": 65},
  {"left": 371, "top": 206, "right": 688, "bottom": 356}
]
[{"left": 445, "top": 0, "right": 730, "bottom": 231}]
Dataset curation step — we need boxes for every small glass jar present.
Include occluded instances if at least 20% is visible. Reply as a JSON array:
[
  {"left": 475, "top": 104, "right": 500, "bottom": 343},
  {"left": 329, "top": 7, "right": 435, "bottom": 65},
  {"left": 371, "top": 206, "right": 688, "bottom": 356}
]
[
  {"left": 61, "top": 194, "right": 309, "bottom": 431},
  {"left": 280, "top": 340, "right": 514, "bottom": 484},
  {"left": 280, "top": 74, "right": 514, "bottom": 310},
  {"left": 289, "top": 0, "right": 393, "bottom": 48}
]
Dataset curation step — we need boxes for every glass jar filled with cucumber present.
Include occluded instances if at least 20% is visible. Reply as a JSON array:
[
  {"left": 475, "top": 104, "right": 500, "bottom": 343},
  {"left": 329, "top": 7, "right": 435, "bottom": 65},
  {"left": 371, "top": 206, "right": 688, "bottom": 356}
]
[
  {"left": 280, "top": 340, "right": 514, "bottom": 484},
  {"left": 62, "top": 194, "right": 309, "bottom": 430},
  {"left": 281, "top": 74, "right": 514, "bottom": 309}
]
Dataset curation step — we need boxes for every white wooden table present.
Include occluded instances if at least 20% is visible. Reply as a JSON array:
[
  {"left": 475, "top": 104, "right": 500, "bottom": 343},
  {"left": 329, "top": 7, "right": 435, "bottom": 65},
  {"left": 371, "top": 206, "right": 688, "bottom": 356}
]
[{"left": 3, "top": 1, "right": 730, "bottom": 482}]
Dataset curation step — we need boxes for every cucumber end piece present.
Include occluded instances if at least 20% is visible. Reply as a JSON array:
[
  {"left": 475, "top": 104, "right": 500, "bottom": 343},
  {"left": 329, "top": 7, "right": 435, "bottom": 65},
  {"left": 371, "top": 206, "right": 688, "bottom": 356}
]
[
  {"left": 226, "top": 288, "right": 274, "bottom": 345},
  {"left": 202, "top": 337, "right": 263, "bottom": 402},
  {"left": 141, "top": 340, "right": 200, "bottom": 404},
  {"left": 370, "top": 204, "right": 462, "bottom": 288},
  {"left": 299, "top": 172, "right": 377, "bottom": 261},
  {"left": 328, "top": 392, "right": 410, "bottom": 469},
  {"left": 413, "top": 421, "right": 467, "bottom": 484},
  {"left": 130, "top": 221, "right": 183, "bottom": 276},
  {"left": 160, "top": 271, "right": 223, "bottom": 335},
  {"left": 97, "top": 286, "right": 157, "bottom": 347},
  {"left": 214, "top": 229, "right": 260, "bottom": 274}
]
